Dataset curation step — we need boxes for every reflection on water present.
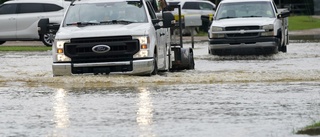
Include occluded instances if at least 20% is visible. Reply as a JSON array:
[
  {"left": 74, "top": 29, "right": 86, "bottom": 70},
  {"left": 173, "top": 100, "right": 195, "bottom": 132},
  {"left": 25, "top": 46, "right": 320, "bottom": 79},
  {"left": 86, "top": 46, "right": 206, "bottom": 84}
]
[
  {"left": 54, "top": 88, "right": 70, "bottom": 128},
  {"left": 136, "top": 87, "right": 155, "bottom": 137},
  {"left": 1, "top": 42, "right": 320, "bottom": 137},
  {"left": 137, "top": 87, "right": 153, "bottom": 126},
  {"left": 52, "top": 88, "right": 70, "bottom": 135}
]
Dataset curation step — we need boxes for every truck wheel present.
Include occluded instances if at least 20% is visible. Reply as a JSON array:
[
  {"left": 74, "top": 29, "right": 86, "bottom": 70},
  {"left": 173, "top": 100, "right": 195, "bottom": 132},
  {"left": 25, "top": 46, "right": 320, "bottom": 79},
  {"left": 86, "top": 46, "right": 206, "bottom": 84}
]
[
  {"left": 151, "top": 53, "right": 158, "bottom": 75},
  {"left": 188, "top": 49, "right": 195, "bottom": 70},
  {"left": 278, "top": 38, "right": 287, "bottom": 53},
  {"left": 41, "top": 33, "right": 55, "bottom": 47},
  {"left": 0, "top": 41, "right": 5, "bottom": 45},
  {"left": 277, "top": 30, "right": 286, "bottom": 53},
  {"left": 280, "top": 34, "right": 287, "bottom": 52},
  {"left": 281, "top": 45, "right": 287, "bottom": 52}
]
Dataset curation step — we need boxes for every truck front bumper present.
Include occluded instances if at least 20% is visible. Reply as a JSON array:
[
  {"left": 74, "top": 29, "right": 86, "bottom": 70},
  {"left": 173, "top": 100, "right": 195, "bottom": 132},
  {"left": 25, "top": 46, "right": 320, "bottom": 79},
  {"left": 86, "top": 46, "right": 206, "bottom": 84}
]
[
  {"left": 209, "top": 37, "right": 279, "bottom": 55},
  {"left": 52, "top": 58, "right": 154, "bottom": 76}
]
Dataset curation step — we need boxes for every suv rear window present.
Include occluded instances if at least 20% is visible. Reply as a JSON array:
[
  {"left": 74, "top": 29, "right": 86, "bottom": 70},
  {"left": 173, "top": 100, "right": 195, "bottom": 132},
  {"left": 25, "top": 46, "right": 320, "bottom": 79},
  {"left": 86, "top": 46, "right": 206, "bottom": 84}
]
[
  {"left": 19, "top": 3, "right": 44, "bottom": 13},
  {"left": 0, "top": 4, "right": 17, "bottom": 14},
  {"left": 44, "top": 4, "right": 63, "bottom": 12},
  {"left": 182, "top": 2, "right": 200, "bottom": 10},
  {"left": 182, "top": 2, "right": 215, "bottom": 10}
]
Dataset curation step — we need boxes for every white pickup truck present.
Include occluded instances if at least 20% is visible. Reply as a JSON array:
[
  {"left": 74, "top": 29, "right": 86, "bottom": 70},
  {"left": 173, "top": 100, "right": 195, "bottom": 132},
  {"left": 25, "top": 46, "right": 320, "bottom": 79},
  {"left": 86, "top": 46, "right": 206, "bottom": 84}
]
[
  {"left": 39, "top": 0, "right": 194, "bottom": 76},
  {"left": 208, "top": 0, "right": 290, "bottom": 55}
]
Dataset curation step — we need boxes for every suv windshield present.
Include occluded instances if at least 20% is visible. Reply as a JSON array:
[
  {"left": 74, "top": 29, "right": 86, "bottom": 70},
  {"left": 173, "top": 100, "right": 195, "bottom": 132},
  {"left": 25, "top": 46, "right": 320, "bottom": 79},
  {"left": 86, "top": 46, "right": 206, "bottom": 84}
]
[
  {"left": 64, "top": 1, "right": 147, "bottom": 26},
  {"left": 215, "top": 2, "right": 275, "bottom": 20}
]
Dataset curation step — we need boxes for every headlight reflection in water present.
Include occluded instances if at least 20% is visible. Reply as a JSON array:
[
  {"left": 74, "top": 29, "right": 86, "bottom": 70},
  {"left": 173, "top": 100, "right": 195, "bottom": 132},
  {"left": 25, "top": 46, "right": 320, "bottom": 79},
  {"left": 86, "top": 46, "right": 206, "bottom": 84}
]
[
  {"left": 136, "top": 87, "right": 155, "bottom": 137},
  {"left": 53, "top": 88, "right": 70, "bottom": 129}
]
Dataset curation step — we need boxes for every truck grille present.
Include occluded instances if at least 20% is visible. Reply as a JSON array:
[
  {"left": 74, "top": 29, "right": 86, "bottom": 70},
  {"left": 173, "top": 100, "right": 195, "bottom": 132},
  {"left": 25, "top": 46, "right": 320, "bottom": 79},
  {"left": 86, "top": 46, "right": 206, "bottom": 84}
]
[
  {"left": 64, "top": 36, "right": 139, "bottom": 63},
  {"left": 225, "top": 26, "right": 260, "bottom": 38}
]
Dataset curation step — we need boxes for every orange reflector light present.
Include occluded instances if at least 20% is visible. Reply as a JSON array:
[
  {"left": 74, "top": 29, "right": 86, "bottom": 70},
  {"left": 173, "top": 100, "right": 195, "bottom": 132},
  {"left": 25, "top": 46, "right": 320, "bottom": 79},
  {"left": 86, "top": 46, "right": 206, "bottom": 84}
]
[
  {"left": 57, "top": 49, "right": 63, "bottom": 53},
  {"left": 141, "top": 44, "right": 148, "bottom": 49}
]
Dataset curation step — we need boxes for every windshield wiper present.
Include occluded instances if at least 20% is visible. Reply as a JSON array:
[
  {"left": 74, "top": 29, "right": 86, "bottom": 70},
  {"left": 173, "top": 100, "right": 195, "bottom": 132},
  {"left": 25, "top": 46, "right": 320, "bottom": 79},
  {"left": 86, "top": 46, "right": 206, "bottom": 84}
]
[
  {"left": 218, "top": 16, "right": 236, "bottom": 20},
  {"left": 100, "top": 20, "right": 135, "bottom": 25},
  {"left": 241, "top": 15, "right": 262, "bottom": 18},
  {"left": 66, "top": 21, "right": 100, "bottom": 26}
]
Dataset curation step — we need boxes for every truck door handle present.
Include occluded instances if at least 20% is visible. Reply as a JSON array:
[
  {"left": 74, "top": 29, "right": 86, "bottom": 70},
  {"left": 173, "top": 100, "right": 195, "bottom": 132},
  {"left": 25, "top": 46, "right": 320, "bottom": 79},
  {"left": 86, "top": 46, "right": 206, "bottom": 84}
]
[{"left": 160, "top": 33, "right": 165, "bottom": 36}]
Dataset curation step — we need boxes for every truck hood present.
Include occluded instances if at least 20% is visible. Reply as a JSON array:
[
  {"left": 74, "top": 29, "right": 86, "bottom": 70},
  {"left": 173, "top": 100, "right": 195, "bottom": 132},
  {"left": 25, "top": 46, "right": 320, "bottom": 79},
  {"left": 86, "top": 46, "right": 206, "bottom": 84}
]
[
  {"left": 212, "top": 18, "right": 276, "bottom": 27},
  {"left": 55, "top": 23, "right": 150, "bottom": 39}
]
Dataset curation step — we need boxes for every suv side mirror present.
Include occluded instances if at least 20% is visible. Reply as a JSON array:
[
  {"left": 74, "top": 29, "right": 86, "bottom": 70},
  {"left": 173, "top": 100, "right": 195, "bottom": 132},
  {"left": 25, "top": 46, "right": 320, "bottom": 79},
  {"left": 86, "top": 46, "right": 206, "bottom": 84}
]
[
  {"left": 162, "top": 12, "right": 174, "bottom": 28},
  {"left": 38, "top": 18, "right": 49, "bottom": 35}
]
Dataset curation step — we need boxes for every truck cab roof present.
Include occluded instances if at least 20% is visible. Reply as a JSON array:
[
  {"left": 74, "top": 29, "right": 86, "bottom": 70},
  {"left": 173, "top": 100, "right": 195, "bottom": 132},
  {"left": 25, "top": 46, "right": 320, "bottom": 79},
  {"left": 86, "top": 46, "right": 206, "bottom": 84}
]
[{"left": 220, "top": 0, "right": 272, "bottom": 3}]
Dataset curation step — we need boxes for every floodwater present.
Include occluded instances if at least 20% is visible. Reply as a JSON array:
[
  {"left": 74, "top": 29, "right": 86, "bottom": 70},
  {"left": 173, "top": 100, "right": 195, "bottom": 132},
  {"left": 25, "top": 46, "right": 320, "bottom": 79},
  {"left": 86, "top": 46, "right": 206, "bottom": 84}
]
[{"left": 1, "top": 42, "right": 320, "bottom": 137}]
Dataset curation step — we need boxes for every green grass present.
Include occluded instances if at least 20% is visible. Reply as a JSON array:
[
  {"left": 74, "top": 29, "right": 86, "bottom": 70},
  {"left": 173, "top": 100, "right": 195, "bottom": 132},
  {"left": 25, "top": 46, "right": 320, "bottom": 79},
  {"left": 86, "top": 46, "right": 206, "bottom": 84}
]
[
  {"left": 289, "top": 16, "right": 320, "bottom": 31},
  {"left": 0, "top": 46, "right": 51, "bottom": 51},
  {"left": 305, "top": 122, "right": 320, "bottom": 129},
  {"left": 296, "top": 122, "right": 320, "bottom": 135}
]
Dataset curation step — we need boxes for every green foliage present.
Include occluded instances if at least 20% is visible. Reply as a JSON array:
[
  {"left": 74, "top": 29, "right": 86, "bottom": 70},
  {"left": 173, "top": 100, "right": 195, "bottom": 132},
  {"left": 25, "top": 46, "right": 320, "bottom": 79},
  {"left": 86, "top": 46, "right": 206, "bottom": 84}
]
[
  {"left": 0, "top": 46, "right": 51, "bottom": 51},
  {"left": 289, "top": 16, "right": 320, "bottom": 31},
  {"left": 306, "top": 122, "right": 320, "bottom": 129}
]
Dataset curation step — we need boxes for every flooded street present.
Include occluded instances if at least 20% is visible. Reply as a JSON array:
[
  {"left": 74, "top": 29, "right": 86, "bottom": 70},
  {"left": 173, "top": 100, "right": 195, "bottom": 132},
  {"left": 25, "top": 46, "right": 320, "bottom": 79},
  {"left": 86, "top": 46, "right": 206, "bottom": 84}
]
[{"left": 1, "top": 42, "right": 320, "bottom": 137}]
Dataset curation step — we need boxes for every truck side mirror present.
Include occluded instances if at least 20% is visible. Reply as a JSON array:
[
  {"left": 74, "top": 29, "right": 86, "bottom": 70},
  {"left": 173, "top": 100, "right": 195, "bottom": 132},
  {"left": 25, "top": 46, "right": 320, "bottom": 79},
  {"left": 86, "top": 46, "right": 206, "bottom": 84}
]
[
  {"left": 38, "top": 18, "right": 49, "bottom": 35},
  {"left": 162, "top": 12, "right": 175, "bottom": 28},
  {"left": 277, "top": 10, "right": 290, "bottom": 18},
  {"left": 152, "top": 19, "right": 160, "bottom": 25},
  {"left": 152, "top": 19, "right": 161, "bottom": 30}
]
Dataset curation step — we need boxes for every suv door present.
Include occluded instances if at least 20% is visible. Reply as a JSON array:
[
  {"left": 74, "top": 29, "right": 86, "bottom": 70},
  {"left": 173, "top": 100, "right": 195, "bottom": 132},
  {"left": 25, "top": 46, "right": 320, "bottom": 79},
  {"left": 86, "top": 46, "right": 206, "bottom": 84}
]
[
  {"left": 0, "top": 4, "right": 17, "bottom": 39},
  {"left": 16, "top": 3, "right": 45, "bottom": 39}
]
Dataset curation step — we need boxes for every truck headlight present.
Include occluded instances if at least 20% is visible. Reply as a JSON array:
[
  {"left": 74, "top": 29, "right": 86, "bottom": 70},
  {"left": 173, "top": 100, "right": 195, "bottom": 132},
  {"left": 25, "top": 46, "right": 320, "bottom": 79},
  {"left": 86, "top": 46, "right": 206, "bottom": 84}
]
[
  {"left": 261, "top": 24, "right": 274, "bottom": 36},
  {"left": 53, "top": 40, "right": 71, "bottom": 62},
  {"left": 210, "top": 26, "right": 224, "bottom": 38},
  {"left": 133, "top": 36, "right": 150, "bottom": 58}
]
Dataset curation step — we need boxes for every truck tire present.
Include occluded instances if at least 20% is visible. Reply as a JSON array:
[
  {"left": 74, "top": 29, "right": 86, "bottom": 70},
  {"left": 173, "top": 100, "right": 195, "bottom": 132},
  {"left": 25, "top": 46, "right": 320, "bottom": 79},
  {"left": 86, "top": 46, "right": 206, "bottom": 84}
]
[
  {"left": 281, "top": 44, "right": 287, "bottom": 52},
  {"left": 41, "top": 33, "right": 55, "bottom": 47},
  {"left": 0, "top": 41, "right": 5, "bottom": 45},
  {"left": 277, "top": 30, "right": 287, "bottom": 53},
  {"left": 187, "top": 49, "right": 195, "bottom": 70},
  {"left": 277, "top": 38, "right": 287, "bottom": 53},
  {"left": 151, "top": 53, "right": 158, "bottom": 75}
]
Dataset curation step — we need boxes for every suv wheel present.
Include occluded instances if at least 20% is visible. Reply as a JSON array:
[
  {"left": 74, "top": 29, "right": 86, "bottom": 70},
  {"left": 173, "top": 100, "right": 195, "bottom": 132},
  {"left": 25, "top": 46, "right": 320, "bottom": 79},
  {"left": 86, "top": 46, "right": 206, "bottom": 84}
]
[
  {"left": 41, "top": 33, "right": 55, "bottom": 47},
  {"left": 0, "top": 41, "right": 6, "bottom": 45}
]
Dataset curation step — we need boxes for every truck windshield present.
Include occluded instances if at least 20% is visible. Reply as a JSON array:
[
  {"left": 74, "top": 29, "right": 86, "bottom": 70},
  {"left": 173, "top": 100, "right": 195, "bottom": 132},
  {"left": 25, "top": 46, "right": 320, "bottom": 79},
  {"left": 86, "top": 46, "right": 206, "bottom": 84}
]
[
  {"left": 64, "top": 1, "right": 148, "bottom": 26},
  {"left": 215, "top": 2, "right": 275, "bottom": 20}
]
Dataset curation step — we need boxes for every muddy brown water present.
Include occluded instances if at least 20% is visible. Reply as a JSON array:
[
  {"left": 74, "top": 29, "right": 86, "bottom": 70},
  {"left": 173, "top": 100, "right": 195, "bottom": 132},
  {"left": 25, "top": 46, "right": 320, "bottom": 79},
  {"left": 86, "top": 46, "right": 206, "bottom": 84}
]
[{"left": 0, "top": 42, "right": 320, "bottom": 137}]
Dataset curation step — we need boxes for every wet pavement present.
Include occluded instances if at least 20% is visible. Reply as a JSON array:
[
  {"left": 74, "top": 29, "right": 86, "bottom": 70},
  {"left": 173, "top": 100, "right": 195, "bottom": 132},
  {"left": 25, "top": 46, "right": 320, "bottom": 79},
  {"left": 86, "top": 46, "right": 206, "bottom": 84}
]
[{"left": 1, "top": 41, "right": 320, "bottom": 137}]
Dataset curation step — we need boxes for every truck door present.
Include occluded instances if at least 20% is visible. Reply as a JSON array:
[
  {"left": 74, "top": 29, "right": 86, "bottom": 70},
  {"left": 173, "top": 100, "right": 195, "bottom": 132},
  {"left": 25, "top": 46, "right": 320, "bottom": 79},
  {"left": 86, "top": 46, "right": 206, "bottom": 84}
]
[{"left": 146, "top": 1, "right": 167, "bottom": 70}]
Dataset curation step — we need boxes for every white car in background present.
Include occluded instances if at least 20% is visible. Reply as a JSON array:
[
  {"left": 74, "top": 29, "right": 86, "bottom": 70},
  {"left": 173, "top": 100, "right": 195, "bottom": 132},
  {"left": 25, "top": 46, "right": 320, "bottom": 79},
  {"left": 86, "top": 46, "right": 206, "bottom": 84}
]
[
  {"left": 208, "top": 0, "right": 290, "bottom": 55},
  {"left": 167, "top": 0, "right": 216, "bottom": 16},
  {"left": 0, "top": 0, "right": 70, "bottom": 46},
  {"left": 167, "top": 0, "right": 216, "bottom": 35}
]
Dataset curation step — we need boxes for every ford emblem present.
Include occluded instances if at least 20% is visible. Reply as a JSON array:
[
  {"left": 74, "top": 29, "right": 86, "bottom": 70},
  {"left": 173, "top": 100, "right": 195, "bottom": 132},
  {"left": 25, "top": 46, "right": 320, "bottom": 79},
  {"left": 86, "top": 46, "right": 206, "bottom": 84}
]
[{"left": 92, "top": 45, "right": 111, "bottom": 53}]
